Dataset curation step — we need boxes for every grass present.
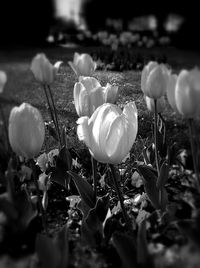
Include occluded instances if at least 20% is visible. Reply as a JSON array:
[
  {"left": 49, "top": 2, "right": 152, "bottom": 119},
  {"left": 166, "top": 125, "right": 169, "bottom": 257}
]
[{"left": 1, "top": 44, "right": 200, "bottom": 152}]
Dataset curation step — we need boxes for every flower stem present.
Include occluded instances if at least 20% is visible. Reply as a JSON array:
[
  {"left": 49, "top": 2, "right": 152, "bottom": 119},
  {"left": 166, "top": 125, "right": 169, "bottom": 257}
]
[
  {"left": 110, "top": 164, "right": 133, "bottom": 233},
  {"left": 43, "top": 85, "right": 57, "bottom": 129},
  {"left": 154, "top": 99, "right": 160, "bottom": 176},
  {"left": 47, "top": 85, "right": 62, "bottom": 149},
  {"left": 30, "top": 159, "right": 48, "bottom": 235},
  {"left": 91, "top": 156, "right": 97, "bottom": 200},
  {"left": 188, "top": 119, "right": 200, "bottom": 192}
]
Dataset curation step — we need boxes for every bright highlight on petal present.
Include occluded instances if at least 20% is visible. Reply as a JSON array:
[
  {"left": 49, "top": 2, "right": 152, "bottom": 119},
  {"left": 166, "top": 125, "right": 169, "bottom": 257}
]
[{"left": 77, "top": 102, "right": 138, "bottom": 164}]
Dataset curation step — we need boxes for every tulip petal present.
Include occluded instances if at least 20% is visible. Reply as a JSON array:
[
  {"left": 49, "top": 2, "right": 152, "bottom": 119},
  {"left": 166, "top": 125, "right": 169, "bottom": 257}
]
[
  {"left": 79, "top": 76, "right": 101, "bottom": 92},
  {"left": 141, "top": 61, "right": 158, "bottom": 93},
  {"left": 104, "top": 83, "right": 119, "bottom": 103},
  {"left": 0, "top": 71, "right": 7, "bottom": 94},
  {"left": 166, "top": 74, "right": 178, "bottom": 112},
  {"left": 175, "top": 69, "right": 200, "bottom": 118},
  {"left": 77, "top": 116, "right": 90, "bottom": 148},
  {"left": 89, "top": 87, "right": 105, "bottom": 115},
  {"left": 105, "top": 116, "right": 125, "bottom": 163},
  {"left": 68, "top": 61, "right": 78, "bottom": 76},
  {"left": 74, "top": 82, "right": 90, "bottom": 116},
  {"left": 73, "top": 52, "right": 80, "bottom": 65},
  {"left": 123, "top": 102, "right": 138, "bottom": 149},
  {"left": 146, "top": 65, "right": 167, "bottom": 99},
  {"left": 54, "top": 61, "right": 63, "bottom": 75},
  {"left": 9, "top": 103, "right": 45, "bottom": 159}
]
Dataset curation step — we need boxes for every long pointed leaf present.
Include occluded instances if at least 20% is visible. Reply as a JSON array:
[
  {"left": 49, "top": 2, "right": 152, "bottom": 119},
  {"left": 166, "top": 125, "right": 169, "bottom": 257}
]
[{"left": 68, "top": 171, "right": 95, "bottom": 208}]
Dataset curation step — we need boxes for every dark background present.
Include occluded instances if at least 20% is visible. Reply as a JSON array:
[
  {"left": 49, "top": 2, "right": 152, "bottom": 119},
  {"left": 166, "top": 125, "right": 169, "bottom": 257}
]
[{"left": 0, "top": 0, "right": 199, "bottom": 50}]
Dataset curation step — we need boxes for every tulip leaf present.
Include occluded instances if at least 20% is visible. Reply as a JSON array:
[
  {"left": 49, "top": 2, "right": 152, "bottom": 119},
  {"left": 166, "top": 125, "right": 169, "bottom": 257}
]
[
  {"left": 68, "top": 171, "right": 96, "bottom": 209},
  {"left": 77, "top": 199, "right": 91, "bottom": 218},
  {"left": 51, "top": 146, "right": 72, "bottom": 188},
  {"left": 136, "top": 164, "right": 160, "bottom": 209},
  {"left": 112, "top": 231, "right": 137, "bottom": 268},
  {"left": 80, "top": 195, "right": 110, "bottom": 247},
  {"left": 95, "top": 194, "right": 110, "bottom": 222},
  {"left": 156, "top": 160, "right": 169, "bottom": 189},
  {"left": 15, "top": 189, "right": 37, "bottom": 229},
  {"left": 0, "top": 194, "right": 18, "bottom": 220},
  {"left": 137, "top": 219, "right": 153, "bottom": 267},
  {"left": 36, "top": 234, "right": 60, "bottom": 268},
  {"left": 81, "top": 218, "right": 99, "bottom": 247},
  {"left": 54, "top": 224, "right": 69, "bottom": 268},
  {"left": 84, "top": 208, "right": 103, "bottom": 246},
  {"left": 103, "top": 217, "right": 122, "bottom": 243}
]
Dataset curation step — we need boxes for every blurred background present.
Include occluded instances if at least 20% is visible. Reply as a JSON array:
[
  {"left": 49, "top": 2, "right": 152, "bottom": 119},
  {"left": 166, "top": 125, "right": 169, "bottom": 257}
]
[{"left": 0, "top": 0, "right": 199, "bottom": 51}]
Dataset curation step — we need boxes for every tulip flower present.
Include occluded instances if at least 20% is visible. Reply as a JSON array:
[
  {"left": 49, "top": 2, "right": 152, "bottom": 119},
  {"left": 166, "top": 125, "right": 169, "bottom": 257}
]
[
  {"left": 30, "top": 53, "right": 62, "bottom": 85},
  {"left": 74, "top": 77, "right": 104, "bottom": 117},
  {"left": 74, "top": 76, "right": 119, "bottom": 117},
  {"left": 141, "top": 61, "right": 170, "bottom": 99},
  {"left": 68, "top": 52, "right": 97, "bottom": 77},
  {"left": 144, "top": 95, "right": 165, "bottom": 114},
  {"left": 77, "top": 102, "right": 138, "bottom": 164},
  {"left": 8, "top": 103, "right": 45, "bottom": 159},
  {"left": 175, "top": 68, "right": 200, "bottom": 118},
  {"left": 166, "top": 73, "right": 178, "bottom": 112},
  {"left": 0, "top": 71, "right": 7, "bottom": 94}
]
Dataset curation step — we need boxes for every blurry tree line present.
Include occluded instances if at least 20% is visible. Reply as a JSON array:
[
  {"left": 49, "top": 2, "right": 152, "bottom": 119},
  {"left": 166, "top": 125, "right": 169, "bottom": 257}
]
[
  {"left": 0, "top": 0, "right": 199, "bottom": 50},
  {"left": 0, "top": 0, "right": 54, "bottom": 47}
]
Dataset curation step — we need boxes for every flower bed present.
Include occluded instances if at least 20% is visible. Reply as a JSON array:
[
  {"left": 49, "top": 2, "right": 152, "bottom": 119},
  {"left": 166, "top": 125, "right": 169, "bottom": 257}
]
[{"left": 0, "top": 46, "right": 200, "bottom": 268}]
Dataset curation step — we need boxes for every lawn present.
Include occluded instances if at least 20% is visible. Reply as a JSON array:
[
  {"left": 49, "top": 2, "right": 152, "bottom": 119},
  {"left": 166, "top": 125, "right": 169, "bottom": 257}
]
[{"left": 1, "top": 45, "right": 199, "bottom": 150}]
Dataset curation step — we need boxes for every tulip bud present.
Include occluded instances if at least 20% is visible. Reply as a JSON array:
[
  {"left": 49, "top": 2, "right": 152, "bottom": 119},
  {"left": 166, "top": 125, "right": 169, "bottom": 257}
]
[
  {"left": 74, "top": 76, "right": 104, "bottom": 117},
  {"left": 0, "top": 71, "right": 7, "bottom": 94},
  {"left": 175, "top": 68, "right": 200, "bottom": 118},
  {"left": 8, "top": 103, "right": 45, "bottom": 159},
  {"left": 144, "top": 95, "right": 165, "bottom": 114},
  {"left": 68, "top": 52, "right": 97, "bottom": 77},
  {"left": 166, "top": 73, "right": 178, "bottom": 112},
  {"left": 30, "top": 53, "right": 62, "bottom": 85},
  {"left": 77, "top": 102, "right": 138, "bottom": 164},
  {"left": 103, "top": 83, "right": 119, "bottom": 103},
  {"left": 141, "top": 61, "right": 170, "bottom": 99}
]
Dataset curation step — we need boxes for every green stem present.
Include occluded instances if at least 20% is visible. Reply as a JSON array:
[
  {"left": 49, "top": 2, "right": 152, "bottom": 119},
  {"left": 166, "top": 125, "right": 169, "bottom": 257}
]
[
  {"left": 188, "top": 119, "right": 200, "bottom": 192},
  {"left": 154, "top": 99, "right": 160, "bottom": 176},
  {"left": 43, "top": 85, "right": 57, "bottom": 129},
  {"left": 0, "top": 102, "right": 10, "bottom": 152},
  {"left": 91, "top": 156, "right": 97, "bottom": 200},
  {"left": 110, "top": 164, "right": 133, "bottom": 233},
  {"left": 30, "top": 159, "right": 48, "bottom": 235},
  {"left": 47, "top": 85, "right": 62, "bottom": 149}
]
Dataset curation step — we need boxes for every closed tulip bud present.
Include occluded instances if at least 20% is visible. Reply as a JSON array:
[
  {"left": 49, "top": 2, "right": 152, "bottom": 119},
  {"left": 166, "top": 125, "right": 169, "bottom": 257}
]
[
  {"left": 74, "top": 76, "right": 105, "bottom": 117},
  {"left": 0, "top": 71, "right": 7, "bottom": 94},
  {"left": 175, "top": 68, "right": 200, "bottom": 118},
  {"left": 166, "top": 74, "right": 178, "bottom": 112},
  {"left": 68, "top": 52, "right": 97, "bottom": 77},
  {"left": 103, "top": 83, "right": 119, "bottom": 103},
  {"left": 8, "top": 103, "right": 45, "bottom": 159},
  {"left": 30, "top": 53, "right": 62, "bottom": 85},
  {"left": 144, "top": 95, "right": 165, "bottom": 113},
  {"left": 141, "top": 61, "right": 170, "bottom": 99},
  {"left": 77, "top": 102, "right": 138, "bottom": 164}
]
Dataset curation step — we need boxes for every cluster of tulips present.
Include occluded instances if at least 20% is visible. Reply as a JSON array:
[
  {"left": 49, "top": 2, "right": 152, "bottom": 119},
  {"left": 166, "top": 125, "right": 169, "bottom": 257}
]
[{"left": 0, "top": 50, "right": 200, "bottom": 266}]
